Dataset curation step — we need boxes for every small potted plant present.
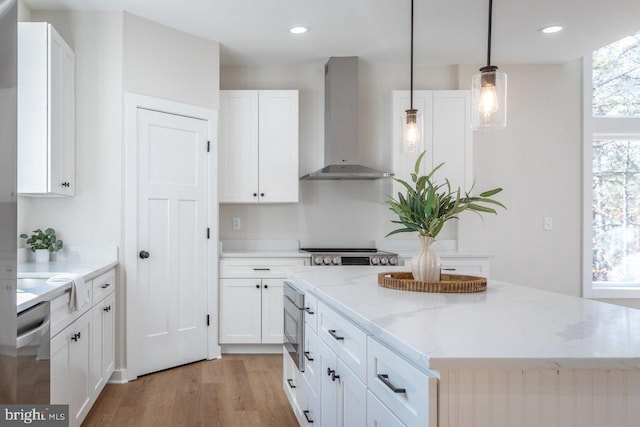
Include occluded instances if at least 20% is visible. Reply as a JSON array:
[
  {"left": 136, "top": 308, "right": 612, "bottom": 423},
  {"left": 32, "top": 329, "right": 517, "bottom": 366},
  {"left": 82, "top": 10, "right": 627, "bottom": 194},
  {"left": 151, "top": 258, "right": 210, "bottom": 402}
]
[
  {"left": 20, "top": 228, "right": 64, "bottom": 263},
  {"left": 387, "top": 151, "right": 505, "bottom": 282}
]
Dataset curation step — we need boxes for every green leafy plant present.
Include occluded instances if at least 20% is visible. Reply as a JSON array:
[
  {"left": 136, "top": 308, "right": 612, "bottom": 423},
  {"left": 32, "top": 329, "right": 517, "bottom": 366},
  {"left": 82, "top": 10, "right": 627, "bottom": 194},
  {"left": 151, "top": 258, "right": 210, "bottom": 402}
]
[
  {"left": 387, "top": 151, "right": 506, "bottom": 237},
  {"left": 20, "top": 228, "right": 64, "bottom": 252}
]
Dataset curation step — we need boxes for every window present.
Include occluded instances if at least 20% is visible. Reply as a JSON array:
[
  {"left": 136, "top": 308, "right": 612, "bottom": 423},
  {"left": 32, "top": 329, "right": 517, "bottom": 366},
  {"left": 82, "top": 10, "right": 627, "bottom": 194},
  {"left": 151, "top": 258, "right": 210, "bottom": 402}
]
[{"left": 584, "top": 31, "right": 640, "bottom": 298}]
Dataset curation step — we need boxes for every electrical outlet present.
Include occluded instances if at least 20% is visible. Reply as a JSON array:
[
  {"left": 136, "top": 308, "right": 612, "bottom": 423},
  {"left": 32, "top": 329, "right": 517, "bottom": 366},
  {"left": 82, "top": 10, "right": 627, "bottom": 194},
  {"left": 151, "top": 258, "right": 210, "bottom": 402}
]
[
  {"left": 232, "top": 217, "right": 241, "bottom": 230},
  {"left": 543, "top": 217, "right": 553, "bottom": 231}
]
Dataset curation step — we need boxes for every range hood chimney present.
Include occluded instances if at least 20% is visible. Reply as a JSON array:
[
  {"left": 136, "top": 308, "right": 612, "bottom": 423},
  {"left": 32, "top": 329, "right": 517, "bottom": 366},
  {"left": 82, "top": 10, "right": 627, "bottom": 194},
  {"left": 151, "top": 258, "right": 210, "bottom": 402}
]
[{"left": 300, "top": 57, "right": 393, "bottom": 180}]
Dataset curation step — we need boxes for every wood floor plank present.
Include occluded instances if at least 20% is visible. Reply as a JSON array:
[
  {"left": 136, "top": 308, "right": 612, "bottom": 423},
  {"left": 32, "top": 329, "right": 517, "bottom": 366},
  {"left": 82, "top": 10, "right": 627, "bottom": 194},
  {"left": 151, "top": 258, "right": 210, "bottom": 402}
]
[{"left": 82, "top": 354, "right": 298, "bottom": 427}]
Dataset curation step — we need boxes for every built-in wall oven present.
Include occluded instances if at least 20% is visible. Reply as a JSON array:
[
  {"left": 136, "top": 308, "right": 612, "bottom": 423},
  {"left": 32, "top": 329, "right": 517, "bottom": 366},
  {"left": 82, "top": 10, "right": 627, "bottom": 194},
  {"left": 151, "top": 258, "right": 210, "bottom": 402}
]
[{"left": 283, "top": 281, "right": 305, "bottom": 371}]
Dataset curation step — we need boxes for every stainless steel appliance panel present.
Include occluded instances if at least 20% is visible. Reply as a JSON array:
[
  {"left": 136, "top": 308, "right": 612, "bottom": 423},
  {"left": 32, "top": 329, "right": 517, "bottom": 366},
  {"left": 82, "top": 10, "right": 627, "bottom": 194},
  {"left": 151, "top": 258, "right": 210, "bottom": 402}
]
[
  {"left": 17, "top": 302, "right": 50, "bottom": 404},
  {"left": 283, "top": 281, "right": 304, "bottom": 371}
]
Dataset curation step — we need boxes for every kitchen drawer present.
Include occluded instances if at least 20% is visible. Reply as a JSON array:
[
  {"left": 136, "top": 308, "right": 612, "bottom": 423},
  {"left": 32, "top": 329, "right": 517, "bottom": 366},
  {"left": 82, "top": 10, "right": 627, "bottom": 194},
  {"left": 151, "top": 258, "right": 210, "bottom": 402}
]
[
  {"left": 299, "top": 381, "right": 320, "bottom": 427},
  {"left": 367, "top": 336, "right": 437, "bottom": 427},
  {"left": 303, "top": 291, "right": 318, "bottom": 332},
  {"left": 302, "top": 324, "right": 319, "bottom": 395},
  {"left": 92, "top": 269, "right": 115, "bottom": 304},
  {"left": 367, "top": 390, "right": 406, "bottom": 427},
  {"left": 283, "top": 351, "right": 306, "bottom": 423},
  {"left": 50, "top": 285, "right": 91, "bottom": 338},
  {"left": 440, "top": 258, "right": 490, "bottom": 278},
  {"left": 317, "top": 301, "right": 367, "bottom": 383},
  {"left": 220, "top": 257, "right": 306, "bottom": 278}
]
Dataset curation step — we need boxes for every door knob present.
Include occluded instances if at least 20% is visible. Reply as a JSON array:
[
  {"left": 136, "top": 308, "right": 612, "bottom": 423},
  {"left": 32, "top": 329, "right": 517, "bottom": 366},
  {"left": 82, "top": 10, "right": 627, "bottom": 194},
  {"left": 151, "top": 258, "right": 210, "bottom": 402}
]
[{"left": 139, "top": 250, "right": 150, "bottom": 259}]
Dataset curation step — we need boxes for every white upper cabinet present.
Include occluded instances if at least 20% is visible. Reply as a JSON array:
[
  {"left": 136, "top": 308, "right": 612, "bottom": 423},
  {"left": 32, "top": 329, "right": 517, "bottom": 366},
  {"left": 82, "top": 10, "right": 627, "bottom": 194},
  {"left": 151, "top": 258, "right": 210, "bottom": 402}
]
[
  {"left": 18, "top": 22, "right": 76, "bottom": 196},
  {"left": 218, "top": 90, "right": 299, "bottom": 203},
  {"left": 391, "top": 90, "right": 472, "bottom": 197}
]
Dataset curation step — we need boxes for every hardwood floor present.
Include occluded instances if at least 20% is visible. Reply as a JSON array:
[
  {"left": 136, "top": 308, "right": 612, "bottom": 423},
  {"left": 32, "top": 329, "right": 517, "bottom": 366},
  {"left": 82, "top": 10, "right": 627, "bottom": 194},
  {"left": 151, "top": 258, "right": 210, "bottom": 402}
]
[{"left": 82, "top": 354, "right": 299, "bottom": 427}]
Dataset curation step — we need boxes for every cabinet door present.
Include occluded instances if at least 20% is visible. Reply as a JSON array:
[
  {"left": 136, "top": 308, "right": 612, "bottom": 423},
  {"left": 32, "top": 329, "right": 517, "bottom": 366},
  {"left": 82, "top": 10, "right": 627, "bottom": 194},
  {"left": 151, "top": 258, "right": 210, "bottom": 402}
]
[
  {"left": 318, "top": 337, "right": 338, "bottom": 427},
  {"left": 68, "top": 311, "right": 92, "bottom": 427},
  {"left": 50, "top": 328, "right": 71, "bottom": 405},
  {"left": 17, "top": 22, "right": 75, "bottom": 196},
  {"left": 49, "top": 25, "right": 76, "bottom": 196},
  {"left": 261, "top": 278, "right": 284, "bottom": 344},
  {"left": 219, "top": 278, "right": 262, "bottom": 343},
  {"left": 432, "top": 91, "right": 471, "bottom": 192},
  {"left": 219, "top": 90, "right": 259, "bottom": 202},
  {"left": 338, "top": 359, "right": 367, "bottom": 427},
  {"left": 258, "top": 90, "right": 299, "bottom": 203},
  {"left": 90, "top": 293, "right": 115, "bottom": 396},
  {"left": 367, "top": 391, "right": 405, "bottom": 427}
]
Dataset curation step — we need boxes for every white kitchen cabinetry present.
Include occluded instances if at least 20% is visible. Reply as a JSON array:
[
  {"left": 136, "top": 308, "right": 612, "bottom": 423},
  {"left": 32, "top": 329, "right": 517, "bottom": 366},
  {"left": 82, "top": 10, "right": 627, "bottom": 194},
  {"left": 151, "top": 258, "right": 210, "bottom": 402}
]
[
  {"left": 392, "top": 90, "right": 472, "bottom": 197},
  {"left": 219, "top": 258, "right": 306, "bottom": 345},
  {"left": 400, "top": 254, "right": 491, "bottom": 278},
  {"left": 18, "top": 22, "right": 75, "bottom": 196},
  {"left": 90, "top": 270, "right": 116, "bottom": 397},
  {"left": 51, "top": 310, "right": 92, "bottom": 427},
  {"left": 286, "top": 291, "right": 439, "bottom": 427},
  {"left": 50, "top": 268, "right": 116, "bottom": 427},
  {"left": 219, "top": 90, "right": 299, "bottom": 203}
]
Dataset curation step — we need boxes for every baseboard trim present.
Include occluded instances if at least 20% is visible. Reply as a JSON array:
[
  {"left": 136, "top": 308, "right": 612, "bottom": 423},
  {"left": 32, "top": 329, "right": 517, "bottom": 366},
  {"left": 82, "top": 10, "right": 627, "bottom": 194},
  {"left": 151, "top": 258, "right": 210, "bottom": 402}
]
[
  {"left": 108, "top": 369, "right": 130, "bottom": 384},
  {"left": 221, "top": 344, "right": 283, "bottom": 354}
]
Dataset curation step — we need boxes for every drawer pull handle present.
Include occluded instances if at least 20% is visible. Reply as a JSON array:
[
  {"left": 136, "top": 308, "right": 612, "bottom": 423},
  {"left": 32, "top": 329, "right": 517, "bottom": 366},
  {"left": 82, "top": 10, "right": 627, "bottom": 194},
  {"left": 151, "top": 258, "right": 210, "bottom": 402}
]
[
  {"left": 328, "top": 329, "right": 344, "bottom": 340},
  {"left": 304, "top": 307, "right": 314, "bottom": 315},
  {"left": 304, "top": 351, "right": 314, "bottom": 362},
  {"left": 442, "top": 268, "right": 456, "bottom": 271},
  {"left": 253, "top": 268, "right": 271, "bottom": 271},
  {"left": 100, "top": 283, "right": 111, "bottom": 289},
  {"left": 377, "top": 374, "right": 406, "bottom": 393},
  {"left": 303, "top": 410, "right": 314, "bottom": 423},
  {"left": 287, "top": 378, "right": 296, "bottom": 389}
]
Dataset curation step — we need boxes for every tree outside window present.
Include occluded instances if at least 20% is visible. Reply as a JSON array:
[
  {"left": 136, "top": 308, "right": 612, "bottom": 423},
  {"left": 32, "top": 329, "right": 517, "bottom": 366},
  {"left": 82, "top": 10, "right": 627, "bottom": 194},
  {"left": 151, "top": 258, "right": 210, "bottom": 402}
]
[{"left": 591, "top": 31, "right": 640, "bottom": 287}]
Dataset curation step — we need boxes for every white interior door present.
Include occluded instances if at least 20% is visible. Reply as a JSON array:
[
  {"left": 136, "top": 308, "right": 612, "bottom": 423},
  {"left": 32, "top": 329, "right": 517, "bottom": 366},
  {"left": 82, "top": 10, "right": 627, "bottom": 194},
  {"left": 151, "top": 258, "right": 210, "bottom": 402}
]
[{"left": 135, "top": 108, "right": 209, "bottom": 376}]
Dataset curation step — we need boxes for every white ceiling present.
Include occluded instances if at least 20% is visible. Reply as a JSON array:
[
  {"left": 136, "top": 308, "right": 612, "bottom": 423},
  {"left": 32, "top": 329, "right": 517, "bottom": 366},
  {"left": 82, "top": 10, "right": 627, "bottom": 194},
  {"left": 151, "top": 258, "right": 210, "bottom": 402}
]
[{"left": 23, "top": 0, "right": 640, "bottom": 66}]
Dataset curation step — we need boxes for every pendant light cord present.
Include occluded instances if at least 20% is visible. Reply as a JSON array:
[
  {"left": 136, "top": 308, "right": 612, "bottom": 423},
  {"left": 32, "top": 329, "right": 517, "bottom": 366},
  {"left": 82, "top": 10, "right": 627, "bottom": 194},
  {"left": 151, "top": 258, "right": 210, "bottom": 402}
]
[
  {"left": 486, "top": 0, "right": 493, "bottom": 67},
  {"left": 410, "top": 0, "right": 414, "bottom": 109}
]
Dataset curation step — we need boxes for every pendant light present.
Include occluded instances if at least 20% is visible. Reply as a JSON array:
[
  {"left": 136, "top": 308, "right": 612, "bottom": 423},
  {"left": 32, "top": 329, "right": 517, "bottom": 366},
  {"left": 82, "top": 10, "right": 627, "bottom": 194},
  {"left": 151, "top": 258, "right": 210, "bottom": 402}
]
[
  {"left": 402, "top": 0, "right": 423, "bottom": 152},
  {"left": 471, "top": 0, "right": 507, "bottom": 130}
]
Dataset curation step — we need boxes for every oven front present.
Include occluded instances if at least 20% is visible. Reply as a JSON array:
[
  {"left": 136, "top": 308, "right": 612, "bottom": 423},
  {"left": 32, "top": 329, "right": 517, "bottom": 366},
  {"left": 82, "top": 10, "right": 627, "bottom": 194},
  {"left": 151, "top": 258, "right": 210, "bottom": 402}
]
[{"left": 283, "top": 281, "right": 305, "bottom": 371}]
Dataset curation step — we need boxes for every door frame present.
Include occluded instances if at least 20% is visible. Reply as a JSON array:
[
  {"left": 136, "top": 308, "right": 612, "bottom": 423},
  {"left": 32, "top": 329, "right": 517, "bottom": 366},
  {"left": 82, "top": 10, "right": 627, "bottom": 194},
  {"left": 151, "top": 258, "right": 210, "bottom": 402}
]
[{"left": 124, "top": 92, "right": 220, "bottom": 381}]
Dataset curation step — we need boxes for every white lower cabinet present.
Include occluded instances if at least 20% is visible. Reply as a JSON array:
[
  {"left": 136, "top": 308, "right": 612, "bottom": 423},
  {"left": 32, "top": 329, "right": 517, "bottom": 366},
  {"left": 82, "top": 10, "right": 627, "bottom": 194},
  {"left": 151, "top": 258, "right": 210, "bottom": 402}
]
[
  {"left": 286, "top": 292, "right": 438, "bottom": 427},
  {"left": 50, "top": 268, "right": 116, "bottom": 427},
  {"left": 51, "top": 310, "right": 92, "bottom": 427},
  {"left": 318, "top": 333, "right": 367, "bottom": 427},
  {"left": 367, "top": 391, "right": 405, "bottom": 427}
]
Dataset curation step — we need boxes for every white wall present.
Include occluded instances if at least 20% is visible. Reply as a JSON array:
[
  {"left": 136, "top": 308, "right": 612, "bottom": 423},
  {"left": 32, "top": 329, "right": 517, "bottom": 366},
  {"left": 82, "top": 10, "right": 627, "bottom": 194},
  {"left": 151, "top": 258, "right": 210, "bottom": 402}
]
[
  {"left": 123, "top": 13, "right": 220, "bottom": 110},
  {"left": 219, "top": 62, "right": 460, "bottom": 247}
]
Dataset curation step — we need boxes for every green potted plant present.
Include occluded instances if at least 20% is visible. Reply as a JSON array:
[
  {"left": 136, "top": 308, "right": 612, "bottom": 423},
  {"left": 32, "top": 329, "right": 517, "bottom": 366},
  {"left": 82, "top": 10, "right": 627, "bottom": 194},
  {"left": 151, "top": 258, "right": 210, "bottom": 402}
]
[
  {"left": 387, "top": 151, "right": 505, "bottom": 281},
  {"left": 20, "top": 228, "right": 64, "bottom": 263}
]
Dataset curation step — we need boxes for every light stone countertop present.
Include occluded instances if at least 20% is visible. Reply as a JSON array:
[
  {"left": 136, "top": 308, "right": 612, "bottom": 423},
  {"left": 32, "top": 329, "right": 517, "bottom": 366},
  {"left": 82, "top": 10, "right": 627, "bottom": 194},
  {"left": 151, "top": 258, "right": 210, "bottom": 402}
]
[
  {"left": 17, "top": 247, "right": 118, "bottom": 312},
  {"left": 286, "top": 265, "right": 640, "bottom": 372}
]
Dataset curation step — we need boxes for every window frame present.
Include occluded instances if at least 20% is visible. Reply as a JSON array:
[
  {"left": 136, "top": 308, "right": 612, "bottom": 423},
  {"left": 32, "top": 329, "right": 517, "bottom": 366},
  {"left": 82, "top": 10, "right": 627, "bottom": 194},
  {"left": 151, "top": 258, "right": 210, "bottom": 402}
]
[{"left": 583, "top": 55, "right": 640, "bottom": 299}]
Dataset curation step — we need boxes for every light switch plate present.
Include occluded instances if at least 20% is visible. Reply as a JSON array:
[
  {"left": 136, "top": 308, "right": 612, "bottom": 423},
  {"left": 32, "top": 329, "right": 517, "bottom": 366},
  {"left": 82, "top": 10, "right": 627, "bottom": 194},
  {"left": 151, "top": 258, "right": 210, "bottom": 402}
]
[
  {"left": 232, "top": 217, "right": 241, "bottom": 230},
  {"left": 544, "top": 217, "right": 553, "bottom": 230}
]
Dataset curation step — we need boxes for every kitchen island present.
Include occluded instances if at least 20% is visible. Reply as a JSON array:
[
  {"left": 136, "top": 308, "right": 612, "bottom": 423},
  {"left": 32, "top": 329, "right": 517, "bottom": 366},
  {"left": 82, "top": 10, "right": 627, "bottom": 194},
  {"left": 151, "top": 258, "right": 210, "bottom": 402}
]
[{"left": 285, "top": 266, "right": 640, "bottom": 427}]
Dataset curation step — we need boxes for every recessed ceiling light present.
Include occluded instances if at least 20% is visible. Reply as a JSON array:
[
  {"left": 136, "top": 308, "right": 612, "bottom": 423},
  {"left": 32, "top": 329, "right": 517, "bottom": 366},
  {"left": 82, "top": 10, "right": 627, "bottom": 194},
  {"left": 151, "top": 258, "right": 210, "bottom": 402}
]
[
  {"left": 290, "top": 26, "right": 308, "bottom": 34},
  {"left": 539, "top": 25, "right": 563, "bottom": 34}
]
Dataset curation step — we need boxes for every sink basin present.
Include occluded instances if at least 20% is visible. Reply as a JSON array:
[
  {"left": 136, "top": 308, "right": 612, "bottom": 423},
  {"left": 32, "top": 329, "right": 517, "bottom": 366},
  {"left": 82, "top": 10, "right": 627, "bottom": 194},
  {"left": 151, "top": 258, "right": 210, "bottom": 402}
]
[{"left": 17, "top": 278, "right": 49, "bottom": 290}]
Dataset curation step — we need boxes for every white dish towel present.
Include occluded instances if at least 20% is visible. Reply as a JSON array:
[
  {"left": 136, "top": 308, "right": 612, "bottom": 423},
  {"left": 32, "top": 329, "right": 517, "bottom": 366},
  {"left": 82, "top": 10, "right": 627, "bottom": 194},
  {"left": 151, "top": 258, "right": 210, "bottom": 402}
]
[{"left": 47, "top": 273, "right": 88, "bottom": 311}]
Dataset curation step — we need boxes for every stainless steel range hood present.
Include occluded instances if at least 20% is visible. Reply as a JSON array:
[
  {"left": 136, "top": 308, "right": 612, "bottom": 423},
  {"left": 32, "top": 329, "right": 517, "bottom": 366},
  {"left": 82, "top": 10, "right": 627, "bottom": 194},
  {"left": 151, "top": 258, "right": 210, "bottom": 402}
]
[{"left": 300, "top": 57, "right": 393, "bottom": 180}]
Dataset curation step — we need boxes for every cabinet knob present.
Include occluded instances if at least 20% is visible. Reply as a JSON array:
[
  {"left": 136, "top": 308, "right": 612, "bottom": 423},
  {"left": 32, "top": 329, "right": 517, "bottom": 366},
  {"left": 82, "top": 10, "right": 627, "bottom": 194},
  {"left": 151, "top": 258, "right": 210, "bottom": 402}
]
[
  {"left": 61, "top": 182, "right": 70, "bottom": 188},
  {"left": 253, "top": 193, "right": 258, "bottom": 197},
  {"left": 260, "top": 193, "right": 265, "bottom": 197},
  {"left": 256, "top": 284, "right": 260, "bottom": 288},
  {"left": 263, "top": 284, "right": 268, "bottom": 289},
  {"left": 139, "top": 250, "right": 150, "bottom": 259}
]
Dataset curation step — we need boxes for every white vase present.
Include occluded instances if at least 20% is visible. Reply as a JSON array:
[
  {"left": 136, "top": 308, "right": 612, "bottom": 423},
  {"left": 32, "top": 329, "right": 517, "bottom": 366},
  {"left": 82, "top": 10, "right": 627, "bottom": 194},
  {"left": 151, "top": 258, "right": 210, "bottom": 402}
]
[
  {"left": 411, "top": 235, "right": 441, "bottom": 282},
  {"left": 34, "top": 249, "right": 50, "bottom": 263}
]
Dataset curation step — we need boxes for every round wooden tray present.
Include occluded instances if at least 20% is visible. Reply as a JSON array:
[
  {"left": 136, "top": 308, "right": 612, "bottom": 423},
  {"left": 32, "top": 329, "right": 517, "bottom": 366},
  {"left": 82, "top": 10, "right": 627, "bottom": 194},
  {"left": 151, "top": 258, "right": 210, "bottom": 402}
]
[{"left": 378, "top": 271, "right": 487, "bottom": 293}]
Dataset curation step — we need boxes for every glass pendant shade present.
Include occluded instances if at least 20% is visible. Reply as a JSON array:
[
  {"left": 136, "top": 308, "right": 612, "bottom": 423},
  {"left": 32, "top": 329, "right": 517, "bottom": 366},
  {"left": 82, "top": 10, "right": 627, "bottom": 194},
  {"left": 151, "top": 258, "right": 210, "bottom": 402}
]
[
  {"left": 471, "top": 67, "right": 507, "bottom": 130},
  {"left": 402, "top": 108, "right": 423, "bottom": 153}
]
